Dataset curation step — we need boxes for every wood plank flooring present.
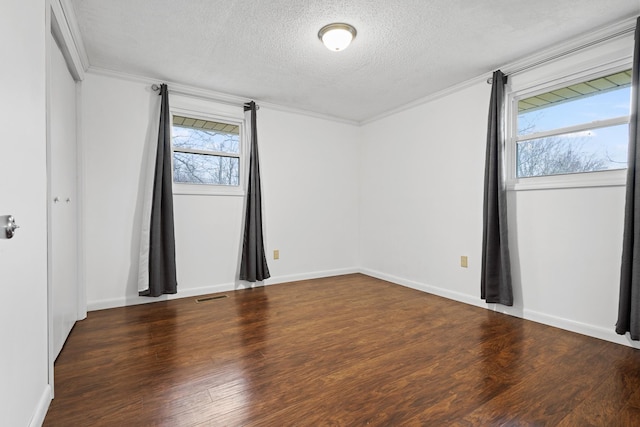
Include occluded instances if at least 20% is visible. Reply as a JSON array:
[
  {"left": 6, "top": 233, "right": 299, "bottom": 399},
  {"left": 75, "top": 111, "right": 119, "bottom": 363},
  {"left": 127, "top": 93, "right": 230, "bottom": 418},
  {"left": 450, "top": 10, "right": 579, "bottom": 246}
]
[{"left": 44, "top": 274, "right": 640, "bottom": 426}]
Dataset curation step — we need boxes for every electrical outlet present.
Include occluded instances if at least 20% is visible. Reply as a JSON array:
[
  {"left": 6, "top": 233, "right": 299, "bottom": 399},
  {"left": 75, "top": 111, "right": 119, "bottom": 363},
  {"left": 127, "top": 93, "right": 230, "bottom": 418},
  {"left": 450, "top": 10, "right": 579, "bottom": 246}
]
[
  {"left": 460, "top": 256, "right": 468, "bottom": 268},
  {"left": 273, "top": 249, "right": 280, "bottom": 260}
]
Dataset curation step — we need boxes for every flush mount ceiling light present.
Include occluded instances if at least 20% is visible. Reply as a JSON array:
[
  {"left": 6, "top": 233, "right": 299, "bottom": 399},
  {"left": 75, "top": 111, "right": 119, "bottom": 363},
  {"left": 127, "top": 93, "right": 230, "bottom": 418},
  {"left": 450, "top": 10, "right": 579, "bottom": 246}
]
[{"left": 318, "top": 23, "right": 357, "bottom": 52}]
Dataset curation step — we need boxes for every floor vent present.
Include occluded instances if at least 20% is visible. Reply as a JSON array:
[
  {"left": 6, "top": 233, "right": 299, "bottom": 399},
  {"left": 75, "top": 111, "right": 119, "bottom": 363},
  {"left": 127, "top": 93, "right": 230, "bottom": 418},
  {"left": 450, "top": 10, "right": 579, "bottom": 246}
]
[{"left": 195, "top": 295, "right": 228, "bottom": 303}]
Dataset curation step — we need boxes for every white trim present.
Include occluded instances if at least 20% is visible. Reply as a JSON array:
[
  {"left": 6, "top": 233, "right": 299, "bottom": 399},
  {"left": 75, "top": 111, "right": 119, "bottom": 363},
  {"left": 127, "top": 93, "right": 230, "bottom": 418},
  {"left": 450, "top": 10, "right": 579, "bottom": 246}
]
[
  {"left": 265, "top": 267, "right": 359, "bottom": 286},
  {"left": 86, "top": 267, "right": 640, "bottom": 349},
  {"left": 170, "top": 106, "right": 246, "bottom": 197},
  {"left": 506, "top": 54, "right": 632, "bottom": 190},
  {"left": 86, "top": 66, "right": 360, "bottom": 126},
  {"left": 359, "top": 268, "right": 640, "bottom": 349},
  {"left": 89, "top": 282, "right": 239, "bottom": 311},
  {"left": 170, "top": 106, "right": 244, "bottom": 123},
  {"left": 360, "top": 267, "right": 510, "bottom": 312},
  {"left": 501, "top": 17, "right": 636, "bottom": 77},
  {"left": 508, "top": 168, "right": 627, "bottom": 191},
  {"left": 58, "top": 0, "right": 89, "bottom": 72},
  {"left": 45, "top": 4, "right": 55, "bottom": 399},
  {"left": 75, "top": 71, "right": 87, "bottom": 321},
  {"left": 55, "top": 16, "right": 636, "bottom": 126},
  {"left": 512, "top": 58, "right": 633, "bottom": 101},
  {"left": 361, "top": 74, "right": 488, "bottom": 125},
  {"left": 49, "top": 0, "right": 86, "bottom": 81},
  {"left": 173, "top": 185, "right": 245, "bottom": 197},
  {"left": 517, "top": 116, "right": 629, "bottom": 143},
  {"left": 522, "top": 308, "right": 640, "bottom": 349},
  {"left": 362, "top": 17, "right": 637, "bottom": 125},
  {"left": 253, "top": 99, "right": 358, "bottom": 126},
  {"left": 174, "top": 147, "right": 239, "bottom": 158},
  {"left": 87, "top": 267, "right": 359, "bottom": 311},
  {"left": 28, "top": 384, "right": 52, "bottom": 427}
]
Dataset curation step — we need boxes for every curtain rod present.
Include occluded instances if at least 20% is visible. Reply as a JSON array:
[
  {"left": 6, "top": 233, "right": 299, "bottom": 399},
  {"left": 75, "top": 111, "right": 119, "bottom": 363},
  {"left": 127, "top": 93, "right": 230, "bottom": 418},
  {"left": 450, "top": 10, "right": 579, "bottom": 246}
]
[
  {"left": 151, "top": 83, "right": 259, "bottom": 110},
  {"left": 486, "top": 24, "right": 635, "bottom": 84}
]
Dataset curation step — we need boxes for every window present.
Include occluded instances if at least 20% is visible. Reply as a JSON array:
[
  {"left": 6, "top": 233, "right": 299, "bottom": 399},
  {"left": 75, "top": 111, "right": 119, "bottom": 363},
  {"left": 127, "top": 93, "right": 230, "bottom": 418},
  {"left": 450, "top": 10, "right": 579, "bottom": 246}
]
[
  {"left": 171, "top": 114, "right": 243, "bottom": 193},
  {"left": 513, "top": 68, "right": 631, "bottom": 180}
]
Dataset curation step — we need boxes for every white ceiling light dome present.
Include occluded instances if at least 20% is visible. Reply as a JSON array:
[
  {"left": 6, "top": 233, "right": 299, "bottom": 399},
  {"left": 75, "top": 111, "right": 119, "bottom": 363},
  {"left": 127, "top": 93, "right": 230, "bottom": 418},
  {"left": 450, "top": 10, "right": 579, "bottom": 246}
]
[{"left": 318, "top": 23, "right": 357, "bottom": 52}]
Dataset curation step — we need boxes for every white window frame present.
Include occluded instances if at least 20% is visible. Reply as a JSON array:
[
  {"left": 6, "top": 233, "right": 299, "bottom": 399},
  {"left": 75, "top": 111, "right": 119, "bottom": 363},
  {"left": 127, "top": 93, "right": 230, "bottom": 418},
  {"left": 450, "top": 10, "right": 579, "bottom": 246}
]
[
  {"left": 506, "top": 60, "right": 632, "bottom": 191},
  {"left": 170, "top": 106, "right": 247, "bottom": 196}
]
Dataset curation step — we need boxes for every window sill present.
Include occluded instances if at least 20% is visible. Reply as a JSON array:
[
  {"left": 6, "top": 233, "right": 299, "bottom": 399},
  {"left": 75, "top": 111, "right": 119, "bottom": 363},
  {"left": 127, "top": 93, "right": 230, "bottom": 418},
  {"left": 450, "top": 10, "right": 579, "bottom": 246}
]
[
  {"left": 173, "top": 183, "right": 245, "bottom": 197},
  {"left": 507, "top": 168, "right": 627, "bottom": 191}
]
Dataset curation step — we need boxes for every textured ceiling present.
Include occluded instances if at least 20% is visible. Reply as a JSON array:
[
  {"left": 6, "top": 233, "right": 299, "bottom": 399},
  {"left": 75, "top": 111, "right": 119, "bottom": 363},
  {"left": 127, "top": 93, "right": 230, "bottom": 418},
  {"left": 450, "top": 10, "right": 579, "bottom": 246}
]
[{"left": 69, "top": 0, "right": 639, "bottom": 123}]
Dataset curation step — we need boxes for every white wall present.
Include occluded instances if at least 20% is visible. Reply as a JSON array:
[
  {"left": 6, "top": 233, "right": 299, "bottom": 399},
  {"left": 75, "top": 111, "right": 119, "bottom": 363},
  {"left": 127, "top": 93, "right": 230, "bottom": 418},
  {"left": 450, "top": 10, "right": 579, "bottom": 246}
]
[
  {"left": 360, "top": 81, "right": 489, "bottom": 305},
  {"left": 511, "top": 187, "right": 625, "bottom": 337},
  {"left": 81, "top": 72, "right": 360, "bottom": 310},
  {"left": 80, "top": 22, "right": 635, "bottom": 348},
  {"left": 258, "top": 108, "right": 360, "bottom": 279},
  {"left": 359, "top": 33, "right": 637, "bottom": 347},
  {"left": 0, "top": 1, "right": 50, "bottom": 426}
]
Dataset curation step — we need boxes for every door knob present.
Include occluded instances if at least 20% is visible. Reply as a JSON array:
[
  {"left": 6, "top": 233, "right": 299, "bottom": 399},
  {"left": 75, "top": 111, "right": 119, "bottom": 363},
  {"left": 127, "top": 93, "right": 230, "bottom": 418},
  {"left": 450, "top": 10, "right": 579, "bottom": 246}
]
[{"left": 1, "top": 215, "right": 20, "bottom": 239}]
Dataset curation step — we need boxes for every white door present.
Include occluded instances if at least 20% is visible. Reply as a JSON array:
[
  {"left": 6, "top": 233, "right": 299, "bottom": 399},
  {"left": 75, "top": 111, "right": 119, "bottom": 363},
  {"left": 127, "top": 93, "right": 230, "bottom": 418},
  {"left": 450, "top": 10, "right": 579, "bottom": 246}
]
[
  {"left": 0, "top": 2, "right": 49, "bottom": 424},
  {"left": 49, "top": 32, "right": 79, "bottom": 359}
]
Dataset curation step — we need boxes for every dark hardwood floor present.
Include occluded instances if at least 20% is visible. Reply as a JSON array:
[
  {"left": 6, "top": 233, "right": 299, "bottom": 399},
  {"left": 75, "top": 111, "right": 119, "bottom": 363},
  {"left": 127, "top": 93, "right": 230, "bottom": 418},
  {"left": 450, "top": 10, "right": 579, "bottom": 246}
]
[{"left": 44, "top": 274, "right": 640, "bottom": 426}]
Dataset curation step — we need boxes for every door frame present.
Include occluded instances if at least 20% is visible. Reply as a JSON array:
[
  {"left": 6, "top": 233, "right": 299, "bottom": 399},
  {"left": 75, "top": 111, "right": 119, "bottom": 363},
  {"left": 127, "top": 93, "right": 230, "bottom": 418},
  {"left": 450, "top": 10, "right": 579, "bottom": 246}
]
[{"left": 46, "top": 0, "right": 87, "bottom": 397}]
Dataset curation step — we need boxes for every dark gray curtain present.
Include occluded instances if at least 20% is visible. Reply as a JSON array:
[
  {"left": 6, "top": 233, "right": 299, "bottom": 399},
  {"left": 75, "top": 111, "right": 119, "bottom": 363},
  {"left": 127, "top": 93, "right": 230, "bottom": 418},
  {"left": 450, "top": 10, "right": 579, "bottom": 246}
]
[
  {"left": 616, "top": 18, "right": 640, "bottom": 339},
  {"left": 481, "top": 70, "right": 513, "bottom": 306},
  {"left": 140, "top": 83, "right": 178, "bottom": 296},
  {"left": 239, "top": 101, "right": 271, "bottom": 282}
]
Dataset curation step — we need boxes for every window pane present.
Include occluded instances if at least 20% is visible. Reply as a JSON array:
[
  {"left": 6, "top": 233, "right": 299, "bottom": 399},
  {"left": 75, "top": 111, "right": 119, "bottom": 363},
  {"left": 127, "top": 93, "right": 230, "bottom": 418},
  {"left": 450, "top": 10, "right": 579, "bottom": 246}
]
[
  {"left": 518, "top": 70, "right": 631, "bottom": 136},
  {"left": 172, "top": 125, "right": 239, "bottom": 154},
  {"left": 516, "top": 124, "right": 628, "bottom": 178},
  {"left": 173, "top": 152, "right": 239, "bottom": 185}
]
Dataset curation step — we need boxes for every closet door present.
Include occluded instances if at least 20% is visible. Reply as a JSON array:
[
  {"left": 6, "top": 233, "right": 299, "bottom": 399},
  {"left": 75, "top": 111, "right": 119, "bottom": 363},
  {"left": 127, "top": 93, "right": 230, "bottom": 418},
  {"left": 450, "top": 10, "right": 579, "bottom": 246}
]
[{"left": 49, "top": 31, "right": 79, "bottom": 359}]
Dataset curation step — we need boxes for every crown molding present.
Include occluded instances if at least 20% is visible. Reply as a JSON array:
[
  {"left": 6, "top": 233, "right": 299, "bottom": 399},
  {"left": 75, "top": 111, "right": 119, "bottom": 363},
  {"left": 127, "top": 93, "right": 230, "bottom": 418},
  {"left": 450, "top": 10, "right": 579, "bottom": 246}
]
[
  {"left": 362, "top": 15, "right": 637, "bottom": 125},
  {"left": 61, "top": 12, "right": 638, "bottom": 127},
  {"left": 501, "top": 16, "right": 636, "bottom": 76},
  {"left": 86, "top": 66, "right": 359, "bottom": 126},
  {"left": 360, "top": 73, "right": 489, "bottom": 125},
  {"left": 250, "top": 100, "right": 359, "bottom": 126},
  {"left": 55, "top": 0, "right": 89, "bottom": 74}
]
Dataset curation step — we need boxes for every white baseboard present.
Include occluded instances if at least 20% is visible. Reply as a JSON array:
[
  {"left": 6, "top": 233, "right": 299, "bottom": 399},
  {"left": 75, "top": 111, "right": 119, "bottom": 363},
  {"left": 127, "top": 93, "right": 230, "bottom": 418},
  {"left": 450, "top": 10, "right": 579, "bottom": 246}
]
[
  {"left": 87, "top": 281, "right": 237, "bottom": 311},
  {"left": 265, "top": 267, "right": 359, "bottom": 286},
  {"left": 522, "top": 308, "right": 640, "bottom": 349},
  {"left": 87, "top": 267, "right": 359, "bottom": 311},
  {"left": 361, "top": 267, "right": 484, "bottom": 308},
  {"left": 29, "top": 384, "right": 51, "bottom": 427},
  {"left": 360, "top": 267, "right": 640, "bottom": 349},
  {"left": 86, "top": 265, "right": 639, "bottom": 349}
]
